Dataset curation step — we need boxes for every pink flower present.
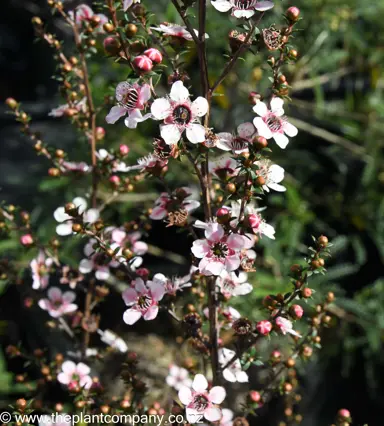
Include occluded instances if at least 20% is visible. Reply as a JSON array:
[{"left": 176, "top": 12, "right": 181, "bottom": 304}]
[
  {"left": 275, "top": 316, "right": 302, "bottom": 337},
  {"left": 216, "top": 271, "right": 252, "bottom": 298},
  {"left": 38, "top": 287, "right": 77, "bottom": 318},
  {"left": 151, "top": 23, "right": 209, "bottom": 41},
  {"left": 211, "top": 0, "right": 274, "bottom": 18},
  {"left": 191, "top": 222, "right": 247, "bottom": 276},
  {"left": 20, "top": 234, "right": 34, "bottom": 246},
  {"left": 57, "top": 360, "right": 92, "bottom": 389},
  {"left": 289, "top": 304, "right": 304, "bottom": 319},
  {"left": 30, "top": 250, "right": 53, "bottom": 290},
  {"left": 248, "top": 212, "right": 275, "bottom": 239},
  {"left": 123, "top": 0, "right": 140, "bottom": 11},
  {"left": 219, "top": 348, "right": 248, "bottom": 383},
  {"left": 253, "top": 97, "right": 298, "bottom": 149},
  {"left": 122, "top": 277, "right": 165, "bottom": 325},
  {"left": 106, "top": 82, "right": 151, "bottom": 129},
  {"left": 216, "top": 122, "right": 256, "bottom": 154},
  {"left": 254, "top": 160, "right": 286, "bottom": 192},
  {"left": 68, "top": 4, "right": 108, "bottom": 31},
  {"left": 109, "top": 228, "right": 148, "bottom": 257},
  {"left": 150, "top": 187, "right": 200, "bottom": 220},
  {"left": 166, "top": 365, "right": 192, "bottom": 391},
  {"left": 178, "top": 374, "right": 226, "bottom": 422},
  {"left": 144, "top": 48, "right": 163, "bottom": 64},
  {"left": 151, "top": 81, "right": 208, "bottom": 145},
  {"left": 133, "top": 55, "right": 154, "bottom": 73},
  {"left": 256, "top": 320, "right": 272, "bottom": 336}
]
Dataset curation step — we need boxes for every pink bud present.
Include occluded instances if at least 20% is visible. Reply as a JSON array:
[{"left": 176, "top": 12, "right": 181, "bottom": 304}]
[
  {"left": 216, "top": 207, "right": 229, "bottom": 217},
  {"left": 24, "top": 297, "right": 33, "bottom": 308},
  {"left": 249, "top": 390, "right": 261, "bottom": 403},
  {"left": 20, "top": 234, "right": 34, "bottom": 246},
  {"left": 271, "top": 350, "right": 281, "bottom": 360},
  {"left": 133, "top": 55, "right": 153, "bottom": 73},
  {"left": 289, "top": 304, "right": 304, "bottom": 319},
  {"left": 96, "top": 127, "right": 106, "bottom": 141},
  {"left": 136, "top": 268, "right": 150, "bottom": 278},
  {"left": 109, "top": 175, "right": 120, "bottom": 185},
  {"left": 144, "top": 48, "right": 163, "bottom": 64},
  {"left": 103, "top": 36, "right": 121, "bottom": 56},
  {"left": 119, "top": 144, "right": 130, "bottom": 156},
  {"left": 337, "top": 409, "right": 351, "bottom": 420},
  {"left": 256, "top": 320, "right": 272, "bottom": 336},
  {"left": 286, "top": 6, "right": 300, "bottom": 22},
  {"left": 248, "top": 213, "right": 261, "bottom": 230}
]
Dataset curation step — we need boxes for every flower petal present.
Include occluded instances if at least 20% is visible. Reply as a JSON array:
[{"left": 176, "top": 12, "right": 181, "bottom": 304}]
[
  {"left": 122, "top": 288, "right": 138, "bottom": 305},
  {"left": 237, "top": 122, "right": 255, "bottom": 139},
  {"left": 160, "top": 124, "right": 183, "bottom": 145},
  {"left": 123, "top": 308, "right": 142, "bottom": 325},
  {"left": 283, "top": 121, "right": 298, "bottom": 137},
  {"left": 192, "top": 374, "right": 208, "bottom": 392},
  {"left": 62, "top": 291, "right": 76, "bottom": 303},
  {"left": 150, "top": 206, "right": 167, "bottom": 220},
  {"left": 253, "top": 117, "right": 273, "bottom": 139},
  {"left": 186, "top": 123, "right": 206, "bottom": 144},
  {"left": 48, "top": 287, "right": 62, "bottom": 301},
  {"left": 233, "top": 9, "right": 255, "bottom": 18},
  {"left": 273, "top": 132, "right": 289, "bottom": 149},
  {"left": 204, "top": 407, "right": 222, "bottom": 422},
  {"left": 211, "top": 0, "right": 232, "bottom": 12},
  {"left": 79, "top": 259, "right": 93, "bottom": 274},
  {"left": 178, "top": 386, "right": 193, "bottom": 405},
  {"left": 62, "top": 360, "right": 77, "bottom": 374},
  {"left": 191, "top": 239, "right": 210, "bottom": 258},
  {"left": 255, "top": 1, "right": 275, "bottom": 11},
  {"left": 223, "top": 368, "right": 237, "bottom": 382},
  {"left": 143, "top": 305, "right": 159, "bottom": 320},
  {"left": 270, "top": 97, "right": 284, "bottom": 114},
  {"left": 77, "top": 362, "right": 90, "bottom": 376},
  {"left": 191, "top": 97, "right": 209, "bottom": 117},
  {"left": 106, "top": 106, "right": 126, "bottom": 124},
  {"left": 170, "top": 81, "right": 189, "bottom": 102},
  {"left": 151, "top": 98, "right": 171, "bottom": 120},
  {"left": 209, "top": 385, "right": 226, "bottom": 403},
  {"left": 253, "top": 101, "right": 268, "bottom": 117}
]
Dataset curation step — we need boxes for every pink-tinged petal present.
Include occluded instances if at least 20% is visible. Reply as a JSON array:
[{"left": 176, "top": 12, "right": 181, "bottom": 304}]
[
  {"left": 134, "top": 278, "right": 146, "bottom": 293},
  {"left": 79, "top": 375, "right": 93, "bottom": 389},
  {"left": 143, "top": 305, "right": 159, "bottom": 321},
  {"left": 224, "top": 255, "right": 241, "bottom": 272},
  {"left": 170, "top": 81, "right": 189, "bottom": 102},
  {"left": 211, "top": 0, "right": 232, "bottom": 12},
  {"left": 133, "top": 241, "right": 148, "bottom": 255},
  {"left": 79, "top": 259, "right": 93, "bottom": 274},
  {"left": 84, "top": 208, "right": 99, "bottom": 223},
  {"left": 269, "top": 164, "right": 285, "bottom": 183},
  {"left": 56, "top": 223, "right": 73, "bottom": 236},
  {"left": 216, "top": 133, "right": 233, "bottom": 151},
  {"left": 150, "top": 206, "right": 167, "bottom": 220},
  {"left": 273, "top": 132, "right": 289, "bottom": 149},
  {"left": 62, "top": 360, "right": 77, "bottom": 375},
  {"left": 191, "top": 239, "right": 211, "bottom": 258},
  {"left": 160, "top": 124, "right": 183, "bottom": 145},
  {"left": 233, "top": 283, "right": 253, "bottom": 296},
  {"left": 125, "top": 110, "right": 151, "bottom": 129},
  {"left": 77, "top": 362, "right": 90, "bottom": 376},
  {"left": 255, "top": 1, "right": 275, "bottom": 11},
  {"left": 123, "top": 308, "right": 142, "bottom": 325},
  {"left": 237, "top": 122, "right": 255, "bottom": 139},
  {"left": 38, "top": 299, "right": 49, "bottom": 311},
  {"left": 123, "top": 0, "right": 133, "bottom": 11},
  {"left": 62, "top": 291, "right": 76, "bottom": 304},
  {"left": 236, "top": 371, "right": 249, "bottom": 382},
  {"left": 209, "top": 385, "right": 226, "bottom": 403},
  {"left": 112, "top": 228, "right": 126, "bottom": 244},
  {"left": 122, "top": 288, "right": 138, "bottom": 305},
  {"left": 233, "top": 9, "right": 255, "bottom": 18},
  {"left": 95, "top": 267, "right": 110, "bottom": 281},
  {"left": 253, "top": 117, "right": 273, "bottom": 139},
  {"left": 57, "top": 372, "right": 70, "bottom": 385},
  {"left": 149, "top": 282, "right": 165, "bottom": 301},
  {"left": 139, "top": 84, "right": 151, "bottom": 103},
  {"left": 186, "top": 408, "right": 203, "bottom": 424},
  {"left": 151, "top": 98, "right": 171, "bottom": 120},
  {"left": 191, "top": 97, "right": 209, "bottom": 117},
  {"left": 227, "top": 233, "right": 246, "bottom": 250},
  {"left": 106, "top": 106, "right": 126, "bottom": 124},
  {"left": 253, "top": 101, "right": 268, "bottom": 117},
  {"left": 270, "top": 97, "right": 284, "bottom": 114},
  {"left": 205, "top": 222, "right": 225, "bottom": 242},
  {"left": 184, "top": 199, "right": 200, "bottom": 212},
  {"left": 48, "top": 287, "right": 62, "bottom": 301},
  {"left": 192, "top": 374, "right": 208, "bottom": 392},
  {"left": 223, "top": 368, "right": 237, "bottom": 383},
  {"left": 186, "top": 123, "right": 206, "bottom": 144},
  {"left": 283, "top": 121, "right": 298, "bottom": 137},
  {"left": 62, "top": 303, "right": 78, "bottom": 314},
  {"left": 243, "top": 233, "right": 255, "bottom": 249},
  {"left": 178, "top": 386, "right": 193, "bottom": 405},
  {"left": 203, "top": 260, "right": 226, "bottom": 276},
  {"left": 204, "top": 407, "right": 222, "bottom": 422}
]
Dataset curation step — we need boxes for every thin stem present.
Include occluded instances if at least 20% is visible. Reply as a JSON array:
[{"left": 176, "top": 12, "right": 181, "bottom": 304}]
[{"left": 207, "top": 277, "right": 220, "bottom": 384}]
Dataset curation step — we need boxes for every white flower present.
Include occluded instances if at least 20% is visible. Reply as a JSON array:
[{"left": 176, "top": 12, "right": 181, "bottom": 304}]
[
  {"left": 166, "top": 365, "right": 192, "bottom": 391},
  {"left": 254, "top": 159, "right": 286, "bottom": 192},
  {"left": 219, "top": 348, "right": 248, "bottom": 383},
  {"left": 151, "top": 23, "right": 209, "bottom": 41},
  {"left": 151, "top": 81, "right": 208, "bottom": 145},
  {"left": 53, "top": 197, "right": 99, "bottom": 236},
  {"left": 253, "top": 97, "right": 298, "bottom": 149},
  {"left": 216, "top": 270, "right": 252, "bottom": 298},
  {"left": 216, "top": 122, "right": 256, "bottom": 154},
  {"left": 211, "top": 0, "right": 274, "bottom": 19},
  {"left": 30, "top": 250, "right": 53, "bottom": 290},
  {"left": 98, "top": 329, "right": 128, "bottom": 353}
]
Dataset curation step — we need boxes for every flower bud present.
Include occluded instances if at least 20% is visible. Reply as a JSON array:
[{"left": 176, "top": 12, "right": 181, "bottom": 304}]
[
  {"left": 225, "top": 182, "right": 237, "bottom": 194},
  {"left": 96, "top": 127, "right": 106, "bottom": 140},
  {"left": 301, "top": 287, "right": 312, "bottom": 298},
  {"left": 109, "top": 175, "right": 120, "bottom": 186},
  {"left": 289, "top": 304, "right": 304, "bottom": 319},
  {"left": 270, "top": 350, "right": 281, "bottom": 363},
  {"left": 20, "top": 234, "right": 34, "bottom": 246},
  {"left": 337, "top": 409, "right": 351, "bottom": 422},
  {"left": 125, "top": 23, "right": 138, "bottom": 38},
  {"left": 103, "top": 23, "right": 114, "bottom": 33},
  {"left": 286, "top": 7, "right": 300, "bottom": 22},
  {"left": 144, "top": 48, "right": 163, "bottom": 64},
  {"left": 216, "top": 207, "right": 231, "bottom": 224},
  {"left": 31, "top": 16, "right": 43, "bottom": 26},
  {"left": 256, "top": 320, "right": 272, "bottom": 336},
  {"left": 249, "top": 390, "right": 261, "bottom": 403},
  {"left": 133, "top": 55, "right": 153, "bottom": 73},
  {"left": 16, "top": 398, "right": 27, "bottom": 410},
  {"left": 326, "top": 291, "right": 335, "bottom": 303},
  {"left": 288, "top": 49, "right": 298, "bottom": 60},
  {"left": 103, "top": 37, "right": 121, "bottom": 56},
  {"left": 253, "top": 136, "right": 268, "bottom": 149},
  {"left": 6, "top": 98, "right": 18, "bottom": 109},
  {"left": 119, "top": 144, "right": 130, "bottom": 156},
  {"left": 318, "top": 235, "right": 328, "bottom": 247}
]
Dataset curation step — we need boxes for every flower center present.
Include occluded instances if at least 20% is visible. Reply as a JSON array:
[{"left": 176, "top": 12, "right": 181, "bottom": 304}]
[
  {"left": 232, "top": 137, "right": 249, "bottom": 151},
  {"left": 193, "top": 394, "right": 209, "bottom": 411},
  {"left": 71, "top": 373, "right": 80, "bottom": 382},
  {"left": 231, "top": 0, "right": 255, "bottom": 10},
  {"left": 173, "top": 105, "right": 192, "bottom": 125},
  {"left": 212, "top": 242, "right": 229, "bottom": 258},
  {"left": 265, "top": 114, "right": 282, "bottom": 132},
  {"left": 137, "top": 294, "right": 152, "bottom": 310},
  {"left": 53, "top": 300, "right": 62, "bottom": 308},
  {"left": 223, "top": 278, "right": 236, "bottom": 292}
]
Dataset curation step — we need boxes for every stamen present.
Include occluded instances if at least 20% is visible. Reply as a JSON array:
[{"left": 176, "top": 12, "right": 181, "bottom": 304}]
[{"left": 173, "top": 105, "right": 192, "bottom": 125}]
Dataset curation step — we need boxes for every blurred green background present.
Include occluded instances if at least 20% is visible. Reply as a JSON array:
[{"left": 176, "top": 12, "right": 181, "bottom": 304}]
[{"left": 0, "top": 0, "right": 383, "bottom": 425}]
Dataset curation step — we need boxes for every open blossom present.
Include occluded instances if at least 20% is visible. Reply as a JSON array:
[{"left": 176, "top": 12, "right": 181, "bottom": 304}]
[
  {"left": 30, "top": 251, "right": 53, "bottom": 290},
  {"left": 106, "top": 82, "right": 151, "bottom": 129},
  {"left": 166, "top": 365, "right": 192, "bottom": 391},
  {"left": 79, "top": 239, "right": 112, "bottom": 281},
  {"left": 98, "top": 329, "right": 128, "bottom": 353},
  {"left": 123, "top": 0, "right": 140, "bottom": 11},
  {"left": 150, "top": 188, "right": 200, "bottom": 222},
  {"left": 219, "top": 348, "right": 248, "bottom": 383},
  {"left": 60, "top": 266, "right": 84, "bottom": 289},
  {"left": 275, "top": 316, "right": 302, "bottom": 337},
  {"left": 57, "top": 360, "right": 92, "bottom": 390},
  {"left": 151, "top": 81, "right": 208, "bottom": 145},
  {"left": 53, "top": 197, "right": 99, "bottom": 236},
  {"left": 253, "top": 97, "right": 298, "bottom": 149},
  {"left": 38, "top": 287, "right": 77, "bottom": 318},
  {"left": 254, "top": 159, "right": 286, "bottom": 192},
  {"left": 68, "top": 4, "right": 107, "bottom": 30},
  {"left": 153, "top": 272, "right": 192, "bottom": 296},
  {"left": 216, "top": 271, "right": 252, "bottom": 298},
  {"left": 60, "top": 160, "right": 90, "bottom": 174},
  {"left": 211, "top": 0, "right": 274, "bottom": 18},
  {"left": 178, "top": 374, "right": 226, "bottom": 422},
  {"left": 216, "top": 123, "right": 256, "bottom": 154},
  {"left": 49, "top": 97, "right": 87, "bottom": 118},
  {"left": 208, "top": 155, "right": 238, "bottom": 180},
  {"left": 122, "top": 277, "right": 165, "bottom": 325},
  {"left": 191, "top": 222, "right": 248, "bottom": 276},
  {"left": 151, "top": 23, "right": 209, "bottom": 41},
  {"left": 109, "top": 228, "right": 148, "bottom": 257}
]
